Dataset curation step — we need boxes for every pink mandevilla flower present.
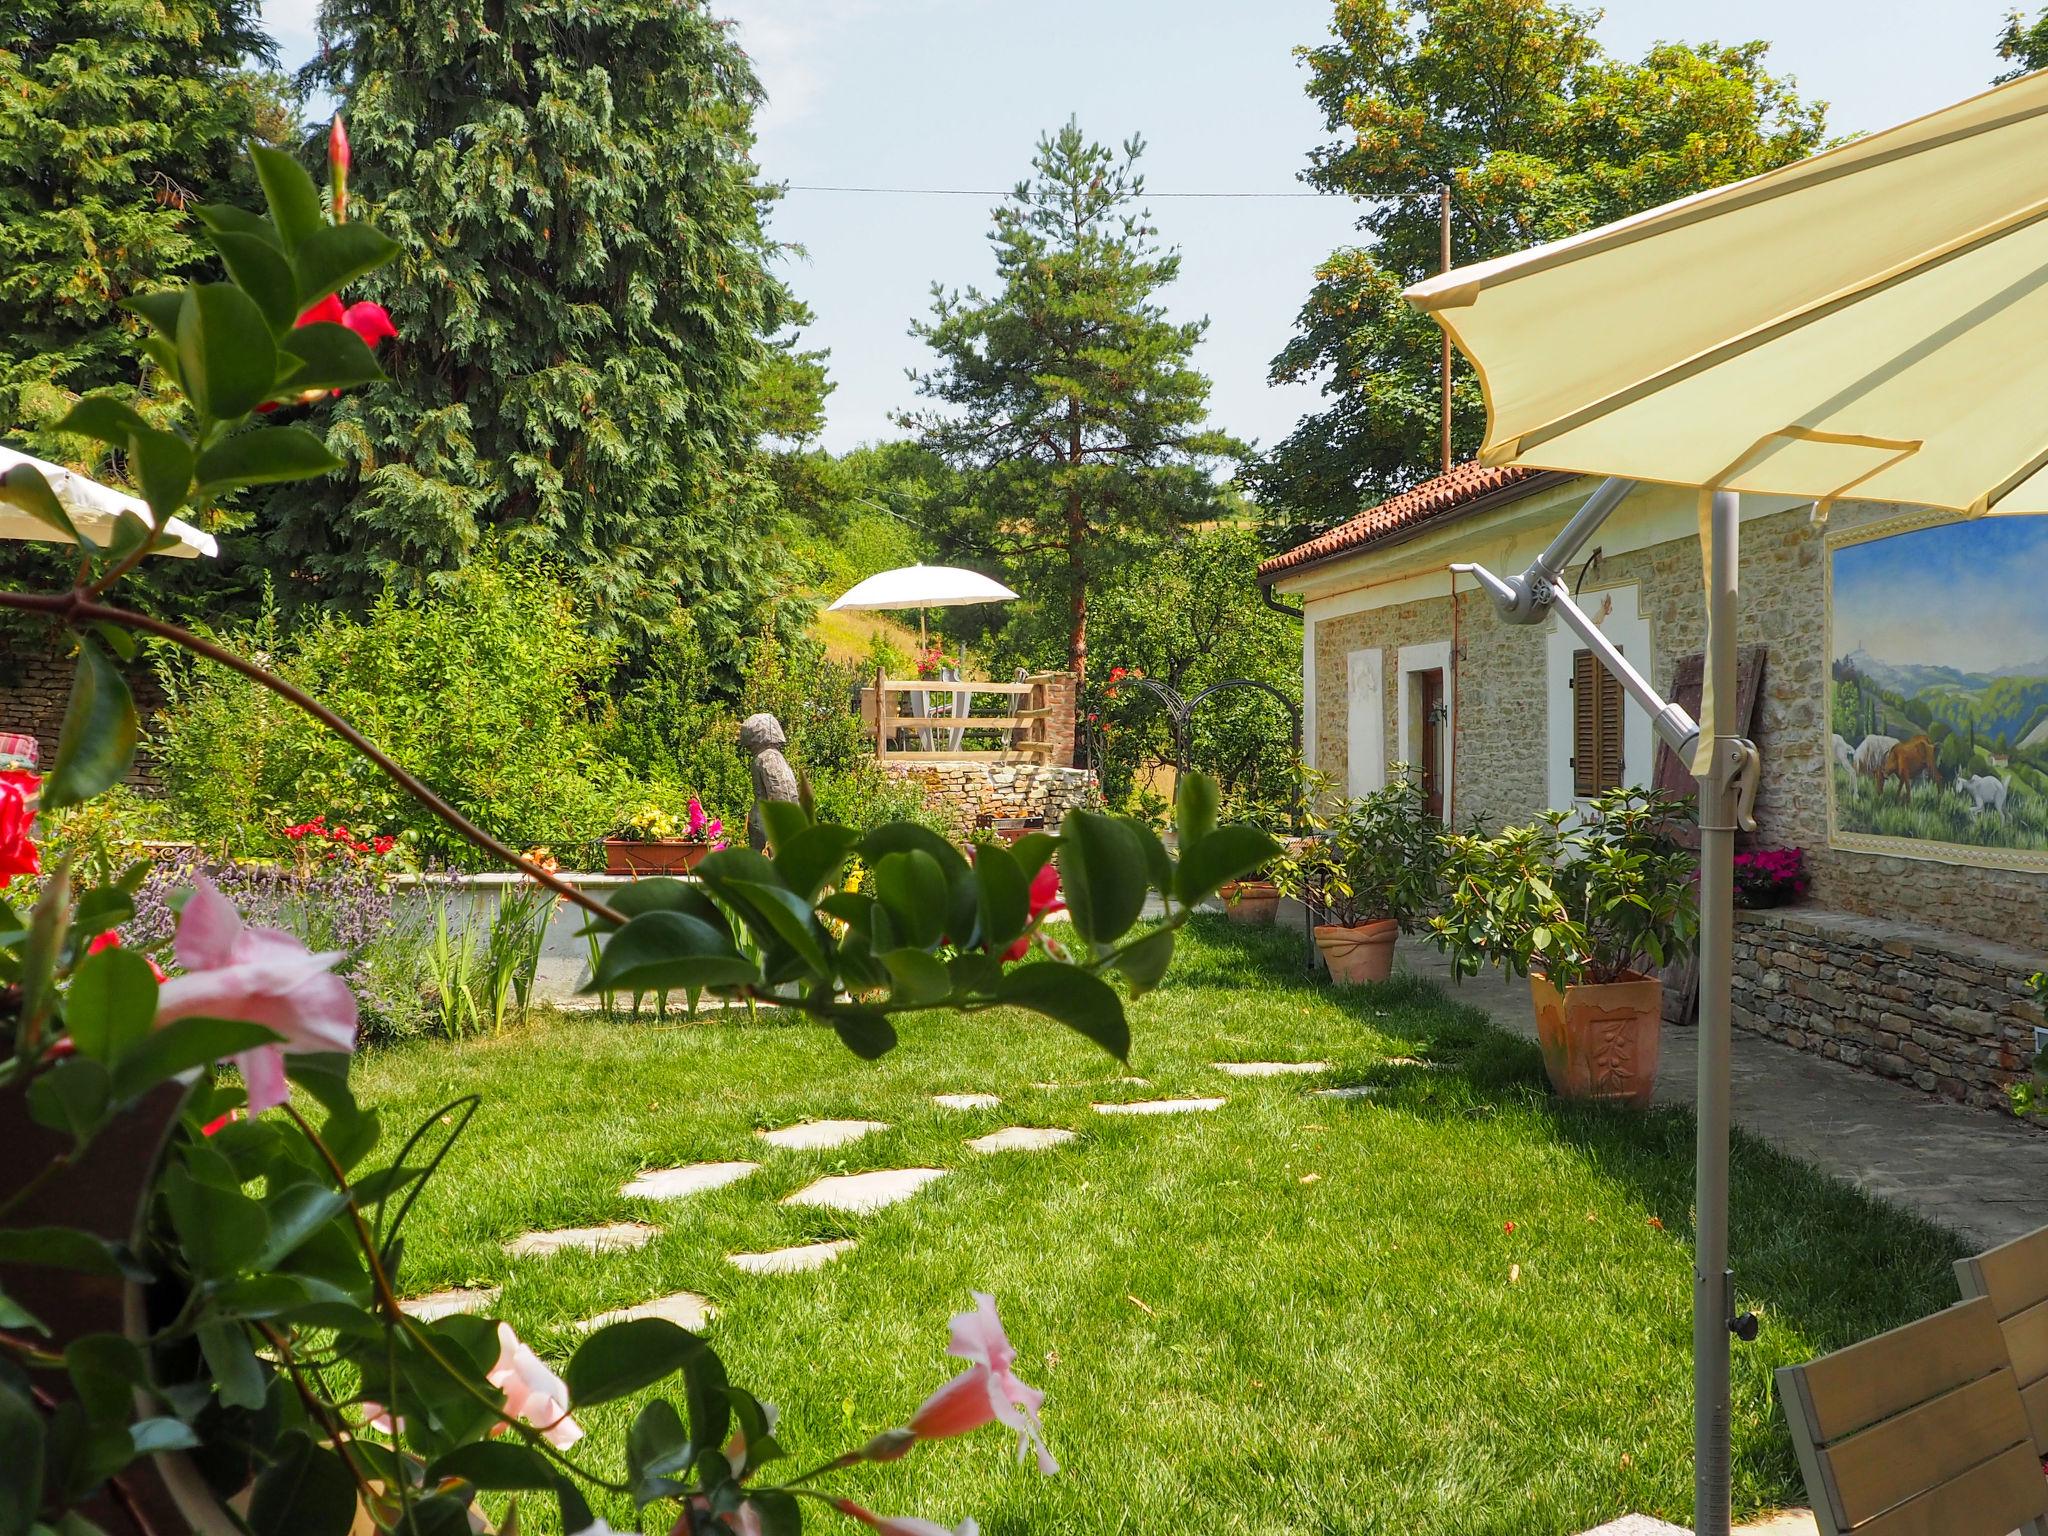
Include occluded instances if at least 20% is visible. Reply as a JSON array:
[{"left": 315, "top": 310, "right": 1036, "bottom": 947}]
[
  {"left": 488, "top": 1322, "right": 583, "bottom": 1448},
  {"left": 153, "top": 874, "right": 358, "bottom": 1113},
  {"left": 833, "top": 1500, "right": 978, "bottom": 1536},
  {"left": 906, "top": 1291, "right": 1056, "bottom": 1473},
  {"left": 1001, "top": 864, "right": 1064, "bottom": 963}
]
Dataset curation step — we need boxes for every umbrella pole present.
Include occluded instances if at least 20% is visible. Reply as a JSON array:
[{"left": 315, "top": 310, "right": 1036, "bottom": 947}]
[{"left": 1693, "top": 487, "right": 1740, "bottom": 1536}]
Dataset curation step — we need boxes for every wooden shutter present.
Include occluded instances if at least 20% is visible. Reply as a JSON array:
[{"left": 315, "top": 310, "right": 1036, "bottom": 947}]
[{"left": 1572, "top": 648, "right": 1626, "bottom": 797}]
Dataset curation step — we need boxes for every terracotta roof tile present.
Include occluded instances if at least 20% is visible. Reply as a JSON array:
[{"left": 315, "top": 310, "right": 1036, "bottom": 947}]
[{"left": 1258, "top": 462, "right": 1563, "bottom": 579}]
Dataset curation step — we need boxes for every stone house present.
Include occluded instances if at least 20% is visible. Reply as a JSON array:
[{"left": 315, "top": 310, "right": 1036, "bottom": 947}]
[{"left": 1258, "top": 461, "right": 2048, "bottom": 1109}]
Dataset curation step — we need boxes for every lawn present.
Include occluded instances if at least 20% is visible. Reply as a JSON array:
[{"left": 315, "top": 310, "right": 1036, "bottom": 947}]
[{"left": 351, "top": 918, "right": 1963, "bottom": 1536}]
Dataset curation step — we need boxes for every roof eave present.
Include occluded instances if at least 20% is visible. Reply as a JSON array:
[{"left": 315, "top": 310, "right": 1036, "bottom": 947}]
[{"left": 1258, "top": 470, "right": 1579, "bottom": 589}]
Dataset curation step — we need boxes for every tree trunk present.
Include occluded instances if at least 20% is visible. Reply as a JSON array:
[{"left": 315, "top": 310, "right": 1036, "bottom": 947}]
[{"left": 1065, "top": 398, "right": 1086, "bottom": 766}]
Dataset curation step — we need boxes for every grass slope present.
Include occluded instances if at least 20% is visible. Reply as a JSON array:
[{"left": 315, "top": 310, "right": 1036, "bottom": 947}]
[{"left": 352, "top": 921, "right": 1961, "bottom": 1536}]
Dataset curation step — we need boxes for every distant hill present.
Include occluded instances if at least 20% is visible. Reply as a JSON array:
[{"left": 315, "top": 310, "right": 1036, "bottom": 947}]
[{"left": 1840, "top": 647, "right": 1988, "bottom": 696}]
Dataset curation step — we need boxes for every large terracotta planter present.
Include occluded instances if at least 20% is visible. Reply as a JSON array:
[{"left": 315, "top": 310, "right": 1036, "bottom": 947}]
[
  {"left": 604, "top": 837, "right": 712, "bottom": 875},
  {"left": 1315, "top": 918, "right": 1399, "bottom": 984},
  {"left": 1528, "top": 969, "right": 1662, "bottom": 1108},
  {"left": 1221, "top": 879, "right": 1280, "bottom": 926}
]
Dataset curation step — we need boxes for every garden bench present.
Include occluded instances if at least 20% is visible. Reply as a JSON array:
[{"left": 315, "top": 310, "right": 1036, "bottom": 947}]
[
  {"left": 1775, "top": 1295, "right": 2048, "bottom": 1536},
  {"left": 1958, "top": 1222, "right": 2048, "bottom": 1460}
]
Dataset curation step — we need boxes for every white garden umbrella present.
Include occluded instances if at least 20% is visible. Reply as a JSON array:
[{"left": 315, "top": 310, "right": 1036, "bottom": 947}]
[
  {"left": 0, "top": 446, "right": 218, "bottom": 559},
  {"left": 829, "top": 565, "right": 1018, "bottom": 750},
  {"left": 1404, "top": 65, "right": 2048, "bottom": 1536}
]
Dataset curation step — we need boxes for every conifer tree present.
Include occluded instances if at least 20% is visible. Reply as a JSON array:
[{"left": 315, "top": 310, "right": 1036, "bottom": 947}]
[
  {"left": 281, "top": 0, "right": 800, "bottom": 652},
  {"left": 0, "top": 0, "right": 285, "bottom": 467}
]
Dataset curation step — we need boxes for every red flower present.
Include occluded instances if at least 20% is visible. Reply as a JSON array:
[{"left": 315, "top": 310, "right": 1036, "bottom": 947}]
[
  {"left": 88, "top": 929, "right": 167, "bottom": 983},
  {"left": 1108, "top": 666, "right": 1127, "bottom": 682},
  {"left": 0, "top": 770, "right": 39, "bottom": 887},
  {"left": 340, "top": 300, "right": 396, "bottom": 347},
  {"left": 1001, "top": 864, "right": 1065, "bottom": 962}
]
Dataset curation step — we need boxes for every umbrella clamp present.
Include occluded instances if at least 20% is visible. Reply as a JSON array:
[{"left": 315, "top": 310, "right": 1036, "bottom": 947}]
[{"left": 1704, "top": 738, "right": 1761, "bottom": 834}]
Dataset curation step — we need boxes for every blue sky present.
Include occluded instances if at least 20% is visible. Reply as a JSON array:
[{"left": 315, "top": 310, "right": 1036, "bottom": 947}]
[
  {"left": 1834, "top": 518, "right": 2048, "bottom": 675},
  {"left": 259, "top": 1, "right": 2021, "bottom": 455}
]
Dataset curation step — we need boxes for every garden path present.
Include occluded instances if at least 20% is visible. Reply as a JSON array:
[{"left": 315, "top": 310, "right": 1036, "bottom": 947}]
[{"left": 1395, "top": 943, "right": 2048, "bottom": 1249}]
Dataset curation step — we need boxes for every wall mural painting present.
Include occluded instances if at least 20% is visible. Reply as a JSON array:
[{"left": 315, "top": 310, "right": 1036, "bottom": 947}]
[{"left": 1828, "top": 513, "right": 2048, "bottom": 870}]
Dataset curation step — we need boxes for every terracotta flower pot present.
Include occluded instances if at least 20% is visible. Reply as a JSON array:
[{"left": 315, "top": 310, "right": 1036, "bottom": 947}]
[
  {"left": 1314, "top": 918, "right": 1399, "bottom": 984},
  {"left": 1220, "top": 879, "right": 1280, "bottom": 926},
  {"left": 604, "top": 837, "right": 713, "bottom": 875},
  {"left": 1528, "top": 969, "right": 1662, "bottom": 1108}
]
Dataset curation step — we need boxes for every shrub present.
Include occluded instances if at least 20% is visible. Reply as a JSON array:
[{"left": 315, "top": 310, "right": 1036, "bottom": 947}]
[{"left": 1271, "top": 768, "right": 1440, "bottom": 928}]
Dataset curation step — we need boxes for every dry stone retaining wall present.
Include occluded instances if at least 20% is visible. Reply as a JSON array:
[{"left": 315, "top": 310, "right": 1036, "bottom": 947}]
[
  {"left": 1732, "top": 906, "right": 2040, "bottom": 1110},
  {"left": 883, "top": 762, "right": 1099, "bottom": 842}
]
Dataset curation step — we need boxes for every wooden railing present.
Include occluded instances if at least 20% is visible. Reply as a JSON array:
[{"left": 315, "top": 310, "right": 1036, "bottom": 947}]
[{"left": 860, "top": 671, "right": 1062, "bottom": 762}]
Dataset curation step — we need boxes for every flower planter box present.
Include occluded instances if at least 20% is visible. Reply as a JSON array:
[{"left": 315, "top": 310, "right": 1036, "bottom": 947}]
[
  {"left": 1220, "top": 878, "right": 1280, "bottom": 926},
  {"left": 1314, "top": 918, "right": 1399, "bottom": 984},
  {"left": 603, "top": 838, "right": 713, "bottom": 876},
  {"left": 1528, "top": 969, "right": 1662, "bottom": 1108}
]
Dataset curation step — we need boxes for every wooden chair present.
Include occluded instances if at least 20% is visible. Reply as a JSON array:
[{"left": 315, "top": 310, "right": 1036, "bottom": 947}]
[
  {"left": 1958, "top": 1223, "right": 2048, "bottom": 1460},
  {"left": 1775, "top": 1295, "right": 2048, "bottom": 1536}
]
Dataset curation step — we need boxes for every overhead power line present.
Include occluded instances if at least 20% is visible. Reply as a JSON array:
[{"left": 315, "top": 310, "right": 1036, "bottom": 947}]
[{"left": 782, "top": 183, "right": 1333, "bottom": 199}]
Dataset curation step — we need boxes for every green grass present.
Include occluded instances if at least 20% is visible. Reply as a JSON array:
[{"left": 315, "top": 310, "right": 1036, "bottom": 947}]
[{"left": 351, "top": 919, "right": 1963, "bottom": 1536}]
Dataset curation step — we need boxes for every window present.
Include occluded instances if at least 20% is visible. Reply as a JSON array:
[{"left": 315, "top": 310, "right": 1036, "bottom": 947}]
[{"left": 1572, "top": 648, "right": 1625, "bottom": 797}]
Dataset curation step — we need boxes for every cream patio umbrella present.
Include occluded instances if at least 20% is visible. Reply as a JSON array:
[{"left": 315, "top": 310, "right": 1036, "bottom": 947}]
[
  {"left": 828, "top": 564, "right": 1019, "bottom": 750},
  {"left": 0, "top": 446, "right": 218, "bottom": 559},
  {"left": 1403, "top": 66, "right": 2048, "bottom": 1536}
]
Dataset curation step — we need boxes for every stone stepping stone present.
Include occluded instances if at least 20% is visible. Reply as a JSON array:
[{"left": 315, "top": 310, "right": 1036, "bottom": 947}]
[
  {"left": 622, "top": 1162, "right": 759, "bottom": 1201},
  {"left": 783, "top": 1168, "right": 948, "bottom": 1214},
  {"left": 933, "top": 1093, "right": 1001, "bottom": 1111},
  {"left": 968, "top": 1127, "right": 1077, "bottom": 1154},
  {"left": 1092, "top": 1097, "right": 1226, "bottom": 1116},
  {"left": 756, "top": 1119, "right": 888, "bottom": 1151},
  {"left": 578, "top": 1291, "right": 715, "bottom": 1332},
  {"left": 1314, "top": 1085, "right": 1379, "bottom": 1101},
  {"left": 1214, "top": 1060, "right": 1332, "bottom": 1078},
  {"left": 399, "top": 1286, "right": 498, "bottom": 1322},
  {"left": 504, "top": 1222, "right": 658, "bottom": 1259},
  {"left": 1576, "top": 1520, "right": 1688, "bottom": 1536},
  {"left": 728, "top": 1239, "right": 856, "bottom": 1275}
]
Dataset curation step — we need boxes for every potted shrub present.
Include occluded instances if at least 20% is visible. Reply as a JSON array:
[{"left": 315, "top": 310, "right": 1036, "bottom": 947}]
[
  {"left": 1431, "top": 787, "right": 1698, "bottom": 1107},
  {"left": 1271, "top": 770, "right": 1441, "bottom": 983},
  {"left": 603, "top": 796, "right": 725, "bottom": 874}
]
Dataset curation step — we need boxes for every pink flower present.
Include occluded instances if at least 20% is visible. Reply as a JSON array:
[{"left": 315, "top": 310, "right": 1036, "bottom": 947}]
[
  {"left": 487, "top": 1322, "right": 583, "bottom": 1449},
  {"left": 153, "top": 875, "right": 357, "bottom": 1113},
  {"left": 999, "top": 865, "right": 1064, "bottom": 964},
  {"left": 833, "top": 1500, "right": 978, "bottom": 1536},
  {"left": 906, "top": 1292, "right": 1055, "bottom": 1473},
  {"left": 688, "top": 798, "right": 708, "bottom": 837}
]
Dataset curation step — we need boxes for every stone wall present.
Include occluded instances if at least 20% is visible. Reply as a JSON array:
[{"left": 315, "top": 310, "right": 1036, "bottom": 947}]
[
  {"left": 883, "top": 761, "right": 1100, "bottom": 842},
  {"left": 0, "top": 634, "right": 164, "bottom": 776},
  {"left": 1733, "top": 906, "right": 2040, "bottom": 1109}
]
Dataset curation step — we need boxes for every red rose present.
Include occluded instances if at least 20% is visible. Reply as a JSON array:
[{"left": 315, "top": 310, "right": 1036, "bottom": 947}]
[{"left": 0, "top": 770, "right": 40, "bottom": 886}]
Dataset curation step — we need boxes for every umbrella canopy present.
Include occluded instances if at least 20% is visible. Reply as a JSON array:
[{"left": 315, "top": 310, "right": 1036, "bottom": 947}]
[
  {"left": 827, "top": 564, "right": 1018, "bottom": 611},
  {"left": 1407, "top": 67, "right": 2048, "bottom": 516},
  {"left": 0, "top": 447, "right": 218, "bottom": 559}
]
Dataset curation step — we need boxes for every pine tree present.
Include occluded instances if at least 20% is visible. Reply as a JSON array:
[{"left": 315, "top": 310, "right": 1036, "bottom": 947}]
[
  {"left": 0, "top": 0, "right": 286, "bottom": 467},
  {"left": 281, "top": 0, "right": 802, "bottom": 654},
  {"left": 905, "top": 121, "right": 1240, "bottom": 689}
]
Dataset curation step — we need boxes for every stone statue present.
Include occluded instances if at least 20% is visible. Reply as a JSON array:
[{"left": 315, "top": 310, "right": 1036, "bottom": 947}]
[{"left": 741, "top": 711, "right": 800, "bottom": 851}]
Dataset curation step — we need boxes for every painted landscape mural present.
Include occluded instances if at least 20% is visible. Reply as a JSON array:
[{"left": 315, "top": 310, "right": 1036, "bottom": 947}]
[{"left": 1830, "top": 515, "right": 2048, "bottom": 864}]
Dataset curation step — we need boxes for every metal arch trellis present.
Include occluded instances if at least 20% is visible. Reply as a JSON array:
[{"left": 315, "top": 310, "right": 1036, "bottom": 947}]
[{"left": 1089, "top": 674, "right": 1307, "bottom": 834}]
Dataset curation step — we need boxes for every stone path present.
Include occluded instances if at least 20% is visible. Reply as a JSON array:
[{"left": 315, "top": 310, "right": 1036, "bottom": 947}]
[
  {"left": 1577, "top": 1516, "right": 1814, "bottom": 1536},
  {"left": 1399, "top": 944, "right": 2048, "bottom": 1247},
  {"left": 1093, "top": 1097, "right": 1227, "bottom": 1116},
  {"left": 622, "top": 1162, "right": 758, "bottom": 1200},
  {"left": 969, "top": 1127, "right": 1076, "bottom": 1153},
  {"left": 728, "top": 1239, "right": 856, "bottom": 1275},
  {"left": 1214, "top": 1060, "right": 1331, "bottom": 1078},
  {"left": 784, "top": 1168, "right": 948, "bottom": 1214},
  {"left": 757, "top": 1119, "right": 888, "bottom": 1151},
  {"left": 934, "top": 1092, "right": 1001, "bottom": 1110},
  {"left": 399, "top": 1286, "right": 498, "bottom": 1321},
  {"left": 504, "top": 1221, "right": 658, "bottom": 1259},
  {"left": 1313, "top": 1085, "right": 1378, "bottom": 1101},
  {"left": 579, "top": 1291, "right": 715, "bottom": 1331}
]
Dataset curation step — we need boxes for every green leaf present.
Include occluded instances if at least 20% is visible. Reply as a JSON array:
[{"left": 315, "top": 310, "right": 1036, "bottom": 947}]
[
  {"left": 1174, "top": 770, "right": 1219, "bottom": 853},
  {"left": 163, "top": 1162, "right": 271, "bottom": 1276},
  {"left": 44, "top": 639, "right": 137, "bottom": 809},
  {"left": 126, "top": 426, "right": 194, "bottom": 522},
  {"left": 290, "top": 222, "right": 401, "bottom": 310},
  {"left": 194, "top": 201, "right": 282, "bottom": 248},
  {"left": 256, "top": 1182, "right": 350, "bottom": 1269},
  {"left": 51, "top": 395, "right": 150, "bottom": 449},
  {"left": 587, "top": 910, "right": 756, "bottom": 996},
  {"left": 247, "top": 1430, "right": 356, "bottom": 1536},
  {"left": 0, "top": 461, "right": 83, "bottom": 546},
  {"left": 64, "top": 946, "right": 158, "bottom": 1064},
  {"left": 746, "top": 1490, "right": 802, "bottom": 1536},
  {"left": 27, "top": 1057, "right": 110, "bottom": 1144},
  {"left": 772, "top": 824, "right": 858, "bottom": 903},
  {"left": 194, "top": 427, "right": 341, "bottom": 495},
  {"left": 425, "top": 1439, "right": 561, "bottom": 1490},
  {"left": 210, "top": 229, "right": 300, "bottom": 333},
  {"left": 176, "top": 282, "right": 277, "bottom": 419},
  {"left": 758, "top": 798, "right": 811, "bottom": 853},
  {"left": 278, "top": 321, "right": 385, "bottom": 392},
  {"left": 0, "top": 1228, "right": 121, "bottom": 1276},
  {"left": 973, "top": 841, "right": 1030, "bottom": 953},
  {"left": 1111, "top": 927, "right": 1177, "bottom": 998},
  {"left": 0, "top": 1285, "right": 44, "bottom": 1335},
  {"left": 565, "top": 1317, "right": 713, "bottom": 1408},
  {"left": 1174, "top": 825, "right": 1282, "bottom": 908},
  {"left": 124, "top": 289, "right": 187, "bottom": 339},
  {"left": 995, "top": 962, "right": 1130, "bottom": 1060},
  {"left": 66, "top": 1333, "right": 146, "bottom": 1421},
  {"left": 111, "top": 1017, "right": 280, "bottom": 1101},
  {"left": 1057, "top": 811, "right": 1150, "bottom": 945},
  {"left": 879, "top": 947, "right": 951, "bottom": 1005},
  {"left": 196, "top": 1318, "right": 267, "bottom": 1412},
  {"left": 129, "top": 1416, "right": 200, "bottom": 1456},
  {"left": 0, "top": 1376, "right": 44, "bottom": 1536},
  {"left": 721, "top": 879, "right": 828, "bottom": 972},
  {"left": 830, "top": 1008, "right": 897, "bottom": 1060},
  {"left": 250, "top": 146, "right": 324, "bottom": 253},
  {"left": 601, "top": 876, "right": 725, "bottom": 925},
  {"left": 873, "top": 850, "right": 948, "bottom": 950}
]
